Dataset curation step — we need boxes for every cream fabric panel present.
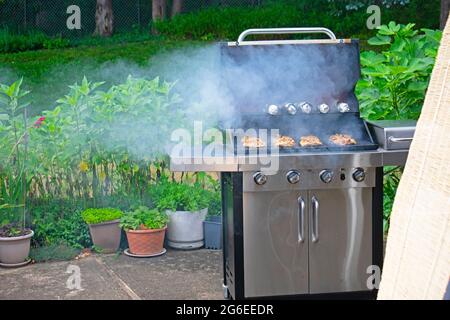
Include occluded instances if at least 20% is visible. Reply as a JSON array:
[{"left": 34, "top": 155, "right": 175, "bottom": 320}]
[{"left": 378, "top": 16, "right": 450, "bottom": 300}]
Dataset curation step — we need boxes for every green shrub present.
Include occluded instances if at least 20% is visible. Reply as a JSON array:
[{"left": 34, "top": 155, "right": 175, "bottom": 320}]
[
  {"left": 81, "top": 208, "right": 123, "bottom": 225},
  {"left": 357, "top": 22, "right": 441, "bottom": 120},
  {"left": 356, "top": 22, "right": 441, "bottom": 232},
  {"left": 0, "top": 29, "right": 70, "bottom": 53},
  {"left": 31, "top": 201, "right": 92, "bottom": 249},
  {"left": 120, "top": 206, "right": 168, "bottom": 230},
  {"left": 150, "top": 178, "right": 213, "bottom": 212},
  {"left": 152, "top": 0, "right": 440, "bottom": 41}
]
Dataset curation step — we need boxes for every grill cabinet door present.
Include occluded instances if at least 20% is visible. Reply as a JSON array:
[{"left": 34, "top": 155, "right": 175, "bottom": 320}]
[
  {"left": 243, "top": 190, "right": 309, "bottom": 297},
  {"left": 308, "top": 188, "right": 372, "bottom": 294}
]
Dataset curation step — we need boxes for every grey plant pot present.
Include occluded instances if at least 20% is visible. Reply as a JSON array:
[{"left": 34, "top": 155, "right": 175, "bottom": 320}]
[
  {"left": 88, "top": 219, "right": 121, "bottom": 253},
  {"left": 0, "top": 230, "right": 34, "bottom": 265},
  {"left": 204, "top": 216, "right": 222, "bottom": 250},
  {"left": 166, "top": 208, "right": 207, "bottom": 250}
]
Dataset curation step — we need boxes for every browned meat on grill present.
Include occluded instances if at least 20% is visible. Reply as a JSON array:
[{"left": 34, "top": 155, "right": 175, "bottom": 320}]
[
  {"left": 329, "top": 134, "right": 357, "bottom": 145},
  {"left": 241, "top": 136, "right": 266, "bottom": 148},
  {"left": 274, "top": 135, "right": 296, "bottom": 148},
  {"left": 300, "top": 135, "right": 323, "bottom": 147}
]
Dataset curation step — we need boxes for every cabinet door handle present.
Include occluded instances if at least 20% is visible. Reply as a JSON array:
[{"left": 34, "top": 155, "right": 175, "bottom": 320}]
[
  {"left": 297, "top": 196, "right": 305, "bottom": 243},
  {"left": 311, "top": 196, "right": 319, "bottom": 243}
]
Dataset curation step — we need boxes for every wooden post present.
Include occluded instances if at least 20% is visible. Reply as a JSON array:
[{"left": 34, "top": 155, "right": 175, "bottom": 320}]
[{"left": 94, "top": 0, "right": 114, "bottom": 36}]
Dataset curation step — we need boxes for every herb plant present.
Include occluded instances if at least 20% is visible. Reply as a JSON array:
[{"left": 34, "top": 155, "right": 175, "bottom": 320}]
[
  {"left": 81, "top": 208, "right": 123, "bottom": 225},
  {"left": 150, "top": 178, "right": 212, "bottom": 212},
  {"left": 120, "top": 206, "right": 168, "bottom": 230}
]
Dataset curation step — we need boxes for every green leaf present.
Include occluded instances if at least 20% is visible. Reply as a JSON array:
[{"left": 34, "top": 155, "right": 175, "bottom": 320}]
[{"left": 368, "top": 35, "right": 392, "bottom": 46}]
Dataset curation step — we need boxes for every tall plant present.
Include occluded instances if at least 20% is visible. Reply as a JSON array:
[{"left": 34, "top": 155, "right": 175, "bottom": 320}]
[
  {"left": 0, "top": 78, "right": 30, "bottom": 228},
  {"left": 357, "top": 22, "right": 441, "bottom": 232}
]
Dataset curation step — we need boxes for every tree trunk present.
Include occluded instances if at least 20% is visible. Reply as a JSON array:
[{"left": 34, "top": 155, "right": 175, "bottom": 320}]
[
  {"left": 442, "top": 0, "right": 450, "bottom": 29},
  {"left": 94, "top": 0, "right": 114, "bottom": 36},
  {"left": 171, "top": 0, "right": 184, "bottom": 18},
  {"left": 152, "top": 0, "right": 167, "bottom": 21}
]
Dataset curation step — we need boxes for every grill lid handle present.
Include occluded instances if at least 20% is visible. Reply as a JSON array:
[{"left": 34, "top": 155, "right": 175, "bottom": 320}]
[{"left": 236, "top": 27, "right": 337, "bottom": 45}]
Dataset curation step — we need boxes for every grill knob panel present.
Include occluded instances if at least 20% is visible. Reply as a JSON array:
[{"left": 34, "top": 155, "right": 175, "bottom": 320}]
[
  {"left": 286, "top": 170, "right": 301, "bottom": 184},
  {"left": 320, "top": 170, "right": 334, "bottom": 184},
  {"left": 352, "top": 168, "right": 366, "bottom": 182},
  {"left": 253, "top": 172, "right": 268, "bottom": 185}
]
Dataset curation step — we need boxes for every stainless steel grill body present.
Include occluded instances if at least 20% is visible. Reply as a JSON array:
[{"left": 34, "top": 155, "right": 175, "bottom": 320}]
[{"left": 169, "top": 28, "right": 416, "bottom": 300}]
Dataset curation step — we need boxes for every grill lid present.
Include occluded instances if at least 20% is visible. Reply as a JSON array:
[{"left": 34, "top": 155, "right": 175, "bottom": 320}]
[
  {"left": 220, "top": 28, "right": 361, "bottom": 115},
  {"left": 219, "top": 28, "right": 376, "bottom": 153}
]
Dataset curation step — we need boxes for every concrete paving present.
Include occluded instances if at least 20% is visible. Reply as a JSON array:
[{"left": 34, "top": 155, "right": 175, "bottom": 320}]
[{"left": 0, "top": 249, "right": 223, "bottom": 300}]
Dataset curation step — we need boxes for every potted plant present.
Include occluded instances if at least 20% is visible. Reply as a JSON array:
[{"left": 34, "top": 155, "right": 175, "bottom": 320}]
[
  {"left": 120, "top": 206, "right": 168, "bottom": 257},
  {"left": 81, "top": 208, "right": 123, "bottom": 253},
  {"left": 151, "top": 178, "right": 210, "bottom": 250},
  {"left": 0, "top": 80, "right": 34, "bottom": 267},
  {"left": 0, "top": 203, "right": 34, "bottom": 267},
  {"left": 203, "top": 191, "right": 222, "bottom": 250}
]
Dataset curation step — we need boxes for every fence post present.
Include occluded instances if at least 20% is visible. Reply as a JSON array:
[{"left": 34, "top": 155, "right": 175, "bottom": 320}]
[
  {"left": 23, "top": 0, "right": 27, "bottom": 30},
  {"left": 138, "top": 0, "right": 141, "bottom": 27}
]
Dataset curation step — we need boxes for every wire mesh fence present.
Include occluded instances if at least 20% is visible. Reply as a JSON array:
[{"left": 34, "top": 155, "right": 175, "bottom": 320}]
[{"left": 0, "top": 0, "right": 265, "bottom": 37}]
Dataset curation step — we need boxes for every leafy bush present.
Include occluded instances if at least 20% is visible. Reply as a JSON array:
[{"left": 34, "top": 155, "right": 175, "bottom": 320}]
[
  {"left": 31, "top": 200, "right": 91, "bottom": 249},
  {"left": 81, "top": 208, "right": 123, "bottom": 225},
  {"left": 357, "top": 22, "right": 441, "bottom": 120},
  {"left": 356, "top": 22, "right": 441, "bottom": 232},
  {"left": 150, "top": 177, "right": 214, "bottom": 212},
  {"left": 0, "top": 29, "right": 70, "bottom": 53},
  {"left": 153, "top": 0, "right": 440, "bottom": 41},
  {"left": 120, "top": 206, "right": 168, "bottom": 230}
]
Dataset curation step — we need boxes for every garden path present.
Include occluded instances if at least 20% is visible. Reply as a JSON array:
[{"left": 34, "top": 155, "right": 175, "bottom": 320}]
[{"left": 0, "top": 249, "right": 223, "bottom": 300}]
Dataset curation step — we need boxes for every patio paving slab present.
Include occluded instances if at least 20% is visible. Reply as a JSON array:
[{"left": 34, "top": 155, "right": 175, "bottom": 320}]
[{"left": 0, "top": 249, "right": 223, "bottom": 300}]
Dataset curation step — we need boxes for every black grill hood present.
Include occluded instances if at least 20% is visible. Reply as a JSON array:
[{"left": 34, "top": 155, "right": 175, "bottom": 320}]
[{"left": 220, "top": 40, "right": 361, "bottom": 115}]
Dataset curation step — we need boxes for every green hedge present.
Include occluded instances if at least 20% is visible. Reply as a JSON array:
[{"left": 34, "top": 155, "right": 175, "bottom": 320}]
[
  {"left": 0, "top": 29, "right": 70, "bottom": 53},
  {"left": 153, "top": 0, "right": 440, "bottom": 41}
]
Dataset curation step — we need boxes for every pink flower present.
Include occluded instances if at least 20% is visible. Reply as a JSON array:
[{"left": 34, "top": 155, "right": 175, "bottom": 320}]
[{"left": 34, "top": 116, "right": 46, "bottom": 128}]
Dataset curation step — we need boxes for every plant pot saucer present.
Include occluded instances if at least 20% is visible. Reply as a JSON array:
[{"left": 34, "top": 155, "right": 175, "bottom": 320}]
[
  {"left": 0, "top": 258, "right": 31, "bottom": 268},
  {"left": 123, "top": 248, "right": 166, "bottom": 258}
]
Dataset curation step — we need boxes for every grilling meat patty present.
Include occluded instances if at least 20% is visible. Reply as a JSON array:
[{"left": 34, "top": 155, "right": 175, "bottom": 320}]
[
  {"left": 329, "top": 133, "right": 357, "bottom": 145},
  {"left": 300, "top": 135, "right": 323, "bottom": 147},
  {"left": 274, "top": 135, "right": 296, "bottom": 148},
  {"left": 241, "top": 136, "right": 265, "bottom": 148}
]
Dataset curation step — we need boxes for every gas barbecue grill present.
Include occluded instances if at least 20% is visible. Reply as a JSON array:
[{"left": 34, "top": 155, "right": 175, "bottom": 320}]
[{"left": 170, "top": 28, "right": 416, "bottom": 299}]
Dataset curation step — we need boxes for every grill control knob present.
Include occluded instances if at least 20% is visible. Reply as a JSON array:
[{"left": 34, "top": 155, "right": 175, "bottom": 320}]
[
  {"left": 267, "top": 104, "right": 280, "bottom": 115},
  {"left": 319, "top": 103, "right": 330, "bottom": 113},
  {"left": 352, "top": 168, "right": 366, "bottom": 182},
  {"left": 320, "top": 170, "right": 334, "bottom": 184},
  {"left": 284, "top": 103, "right": 297, "bottom": 115},
  {"left": 253, "top": 172, "right": 268, "bottom": 185},
  {"left": 338, "top": 102, "right": 350, "bottom": 113},
  {"left": 298, "top": 102, "right": 312, "bottom": 114},
  {"left": 286, "top": 170, "right": 301, "bottom": 184}
]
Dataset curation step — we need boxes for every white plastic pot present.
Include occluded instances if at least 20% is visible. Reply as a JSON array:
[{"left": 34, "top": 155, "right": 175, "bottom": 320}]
[{"left": 166, "top": 208, "right": 207, "bottom": 250}]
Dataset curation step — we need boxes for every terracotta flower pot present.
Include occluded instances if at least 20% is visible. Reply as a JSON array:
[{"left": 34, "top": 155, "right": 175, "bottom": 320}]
[
  {"left": 0, "top": 230, "right": 34, "bottom": 265},
  {"left": 126, "top": 226, "right": 166, "bottom": 255},
  {"left": 88, "top": 219, "right": 121, "bottom": 253}
]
